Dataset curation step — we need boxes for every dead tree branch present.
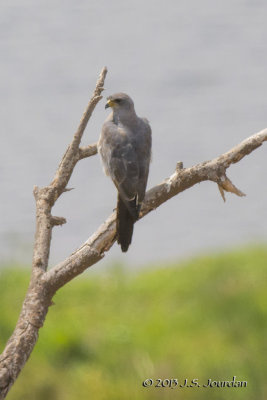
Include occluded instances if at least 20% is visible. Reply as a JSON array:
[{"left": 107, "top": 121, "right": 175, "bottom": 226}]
[
  {"left": 0, "top": 65, "right": 266, "bottom": 398},
  {"left": 45, "top": 127, "right": 267, "bottom": 293},
  {"left": 0, "top": 67, "right": 107, "bottom": 399},
  {"left": 79, "top": 143, "right": 98, "bottom": 159}
]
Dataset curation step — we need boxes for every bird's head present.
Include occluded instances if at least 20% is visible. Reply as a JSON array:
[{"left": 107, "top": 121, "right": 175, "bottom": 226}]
[{"left": 105, "top": 93, "right": 135, "bottom": 112}]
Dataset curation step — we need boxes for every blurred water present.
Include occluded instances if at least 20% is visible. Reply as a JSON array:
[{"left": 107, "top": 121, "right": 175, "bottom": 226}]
[{"left": 0, "top": 0, "right": 267, "bottom": 269}]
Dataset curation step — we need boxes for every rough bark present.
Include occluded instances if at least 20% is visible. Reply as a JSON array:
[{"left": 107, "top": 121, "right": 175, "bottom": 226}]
[
  {"left": 0, "top": 67, "right": 107, "bottom": 399},
  {"left": 0, "top": 66, "right": 266, "bottom": 398}
]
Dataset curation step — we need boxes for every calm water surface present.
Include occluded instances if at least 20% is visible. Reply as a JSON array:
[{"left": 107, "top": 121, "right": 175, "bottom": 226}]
[{"left": 0, "top": 0, "right": 267, "bottom": 268}]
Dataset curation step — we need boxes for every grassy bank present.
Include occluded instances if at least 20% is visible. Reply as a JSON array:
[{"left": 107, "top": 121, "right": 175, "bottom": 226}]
[{"left": 0, "top": 247, "right": 266, "bottom": 399}]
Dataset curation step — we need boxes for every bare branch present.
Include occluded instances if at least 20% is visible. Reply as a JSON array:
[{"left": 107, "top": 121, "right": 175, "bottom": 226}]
[
  {"left": 142, "top": 127, "right": 267, "bottom": 214},
  {"left": 50, "top": 216, "right": 67, "bottom": 226},
  {"left": 79, "top": 143, "right": 98, "bottom": 159},
  {"left": 0, "top": 67, "right": 108, "bottom": 399},
  {"left": 45, "top": 213, "right": 116, "bottom": 291},
  {"left": 51, "top": 67, "right": 107, "bottom": 200},
  {"left": 63, "top": 187, "right": 74, "bottom": 193},
  {"left": 32, "top": 67, "right": 107, "bottom": 273},
  {"left": 0, "top": 62, "right": 266, "bottom": 400},
  {"left": 217, "top": 175, "right": 246, "bottom": 202},
  {"left": 45, "top": 127, "right": 267, "bottom": 289}
]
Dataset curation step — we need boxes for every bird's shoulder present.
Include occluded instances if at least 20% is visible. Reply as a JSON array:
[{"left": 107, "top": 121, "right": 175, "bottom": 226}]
[
  {"left": 135, "top": 117, "right": 152, "bottom": 150},
  {"left": 101, "top": 117, "right": 130, "bottom": 140},
  {"left": 140, "top": 116, "right": 151, "bottom": 130},
  {"left": 137, "top": 117, "right": 152, "bottom": 141},
  {"left": 140, "top": 116, "right": 150, "bottom": 127}
]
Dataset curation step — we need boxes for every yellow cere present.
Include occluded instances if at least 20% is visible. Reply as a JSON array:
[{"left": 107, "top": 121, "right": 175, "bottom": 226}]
[{"left": 107, "top": 99, "right": 115, "bottom": 107}]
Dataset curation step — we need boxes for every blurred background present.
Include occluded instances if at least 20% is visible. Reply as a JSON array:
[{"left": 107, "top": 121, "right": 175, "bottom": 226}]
[
  {"left": 2, "top": 248, "right": 267, "bottom": 399},
  {"left": 0, "top": 1, "right": 267, "bottom": 399},
  {"left": 0, "top": 0, "right": 267, "bottom": 268}
]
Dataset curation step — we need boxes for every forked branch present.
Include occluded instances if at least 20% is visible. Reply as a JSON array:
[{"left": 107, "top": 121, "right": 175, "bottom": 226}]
[{"left": 0, "top": 67, "right": 266, "bottom": 399}]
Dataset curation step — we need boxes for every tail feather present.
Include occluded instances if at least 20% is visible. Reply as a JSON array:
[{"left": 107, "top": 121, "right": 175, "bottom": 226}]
[{"left": 116, "top": 194, "right": 139, "bottom": 252}]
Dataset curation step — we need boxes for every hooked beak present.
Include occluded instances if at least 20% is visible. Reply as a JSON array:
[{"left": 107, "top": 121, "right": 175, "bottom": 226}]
[{"left": 105, "top": 99, "right": 115, "bottom": 109}]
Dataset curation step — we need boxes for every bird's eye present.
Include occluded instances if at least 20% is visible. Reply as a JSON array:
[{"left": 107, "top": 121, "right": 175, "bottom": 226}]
[{"left": 115, "top": 99, "right": 122, "bottom": 103}]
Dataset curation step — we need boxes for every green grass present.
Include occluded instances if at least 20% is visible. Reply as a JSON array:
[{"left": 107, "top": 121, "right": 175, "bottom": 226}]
[{"left": 0, "top": 247, "right": 267, "bottom": 399}]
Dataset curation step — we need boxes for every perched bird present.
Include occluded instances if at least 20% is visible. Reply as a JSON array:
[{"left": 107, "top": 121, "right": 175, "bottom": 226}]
[{"left": 98, "top": 93, "right": 152, "bottom": 252}]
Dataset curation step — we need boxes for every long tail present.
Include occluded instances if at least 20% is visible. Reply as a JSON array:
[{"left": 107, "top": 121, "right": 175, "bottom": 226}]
[{"left": 116, "top": 194, "right": 139, "bottom": 252}]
